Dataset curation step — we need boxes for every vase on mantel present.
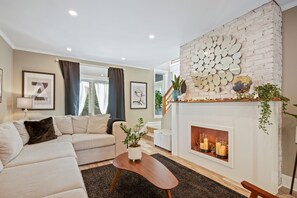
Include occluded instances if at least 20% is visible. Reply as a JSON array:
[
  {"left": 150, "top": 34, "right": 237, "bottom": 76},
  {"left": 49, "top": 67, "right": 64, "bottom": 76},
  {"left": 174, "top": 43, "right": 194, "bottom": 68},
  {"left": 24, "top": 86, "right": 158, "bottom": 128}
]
[{"left": 172, "top": 90, "right": 180, "bottom": 101}]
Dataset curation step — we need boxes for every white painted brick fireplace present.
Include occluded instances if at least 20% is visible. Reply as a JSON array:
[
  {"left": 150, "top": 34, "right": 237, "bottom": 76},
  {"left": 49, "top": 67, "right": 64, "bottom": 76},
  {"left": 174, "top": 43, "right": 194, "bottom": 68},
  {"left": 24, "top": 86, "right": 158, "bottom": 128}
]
[{"left": 173, "top": 1, "right": 283, "bottom": 194}]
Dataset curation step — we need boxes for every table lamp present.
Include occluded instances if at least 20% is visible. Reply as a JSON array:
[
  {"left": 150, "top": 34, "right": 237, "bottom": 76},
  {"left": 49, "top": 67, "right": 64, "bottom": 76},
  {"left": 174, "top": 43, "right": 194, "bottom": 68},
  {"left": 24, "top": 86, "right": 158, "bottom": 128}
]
[{"left": 17, "top": 97, "right": 33, "bottom": 118}]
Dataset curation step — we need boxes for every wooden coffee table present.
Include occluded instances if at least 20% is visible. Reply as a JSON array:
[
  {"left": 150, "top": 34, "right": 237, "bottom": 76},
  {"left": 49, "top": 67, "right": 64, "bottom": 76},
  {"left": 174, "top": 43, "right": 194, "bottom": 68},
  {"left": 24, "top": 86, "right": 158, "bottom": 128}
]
[{"left": 109, "top": 152, "right": 179, "bottom": 198}]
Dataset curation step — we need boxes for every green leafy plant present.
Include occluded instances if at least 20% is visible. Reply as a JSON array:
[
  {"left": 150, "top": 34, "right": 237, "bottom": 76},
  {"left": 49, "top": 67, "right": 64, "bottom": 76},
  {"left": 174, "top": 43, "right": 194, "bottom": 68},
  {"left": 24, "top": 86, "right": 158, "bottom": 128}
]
[
  {"left": 120, "top": 118, "right": 146, "bottom": 147},
  {"left": 255, "top": 83, "right": 289, "bottom": 134},
  {"left": 171, "top": 75, "right": 184, "bottom": 90},
  {"left": 155, "top": 90, "right": 162, "bottom": 112}
]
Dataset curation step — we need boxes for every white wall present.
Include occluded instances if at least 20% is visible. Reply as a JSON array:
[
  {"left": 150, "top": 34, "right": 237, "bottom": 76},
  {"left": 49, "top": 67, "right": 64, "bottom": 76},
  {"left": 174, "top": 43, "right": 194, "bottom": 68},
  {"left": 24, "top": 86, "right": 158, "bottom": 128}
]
[{"left": 0, "top": 36, "right": 13, "bottom": 123}]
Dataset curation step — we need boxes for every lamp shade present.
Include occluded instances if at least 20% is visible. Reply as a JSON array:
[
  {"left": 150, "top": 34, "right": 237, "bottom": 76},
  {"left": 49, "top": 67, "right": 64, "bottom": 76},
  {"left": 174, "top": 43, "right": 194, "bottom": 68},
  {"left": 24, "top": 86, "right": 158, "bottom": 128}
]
[{"left": 17, "top": 97, "right": 33, "bottom": 109}]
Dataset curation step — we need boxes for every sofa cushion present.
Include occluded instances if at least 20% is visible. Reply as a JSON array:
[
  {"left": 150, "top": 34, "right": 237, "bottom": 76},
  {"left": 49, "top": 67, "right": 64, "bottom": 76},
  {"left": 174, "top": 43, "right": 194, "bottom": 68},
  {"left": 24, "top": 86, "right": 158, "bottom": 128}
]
[
  {"left": 13, "top": 119, "right": 30, "bottom": 145},
  {"left": 72, "top": 134, "right": 115, "bottom": 151},
  {"left": 52, "top": 118, "right": 63, "bottom": 136},
  {"left": 54, "top": 116, "right": 73, "bottom": 134},
  {"left": 72, "top": 116, "right": 89, "bottom": 133},
  {"left": 87, "top": 114, "right": 109, "bottom": 134},
  {"left": 0, "top": 160, "right": 3, "bottom": 172},
  {"left": 0, "top": 157, "right": 86, "bottom": 198},
  {"left": 24, "top": 117, "right": 57, "bottom": 144},
  {"left": 0, "top": 122, "right": 23, "bottom": 165},
  {"left": 44, "top": 188, "right": 88, "bottom": 198},
  {"left": 5, "top": 142, "right": 76, "bottom": 168},
  {"left": 44, "top": 135, "right": 73, "bottom": 144}
]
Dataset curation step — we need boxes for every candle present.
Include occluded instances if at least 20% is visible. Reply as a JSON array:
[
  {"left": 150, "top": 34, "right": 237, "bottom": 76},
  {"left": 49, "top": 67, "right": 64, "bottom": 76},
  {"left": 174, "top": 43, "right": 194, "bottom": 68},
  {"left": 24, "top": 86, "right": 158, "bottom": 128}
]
[
  {"left": 204, "top": 138, "right": 208, "bottom": 150},
  {"left": 216, "top": 142, "right": 221, "bottom": 154},
  {"left": 220, "top": 145, "right": 227, "bottom": 156},
  {"left": 200, "top": 143, "right": 204, "bottom": 149}
]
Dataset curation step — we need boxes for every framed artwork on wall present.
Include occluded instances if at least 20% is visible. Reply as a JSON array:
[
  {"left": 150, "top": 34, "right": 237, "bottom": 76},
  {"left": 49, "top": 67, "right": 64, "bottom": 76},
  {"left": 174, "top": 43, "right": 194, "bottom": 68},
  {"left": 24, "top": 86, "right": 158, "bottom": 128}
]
[
  {"left": 0, "top": 68, "right": 2, "bottom": 103},
  {"left": 22, "top": 71, "right": 55, "bottom": 110},
  {"left": 130, "top": 81, "right": 147, "bottom": 109}
]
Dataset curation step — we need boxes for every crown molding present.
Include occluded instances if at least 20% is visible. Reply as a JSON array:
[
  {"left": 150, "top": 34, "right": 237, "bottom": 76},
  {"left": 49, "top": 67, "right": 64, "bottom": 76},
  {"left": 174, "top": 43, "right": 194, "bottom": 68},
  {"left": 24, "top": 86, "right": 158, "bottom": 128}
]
[
  {"left": 281, "top": 0, "right": 297, "bottom": 11},
  {"left": 0, "top": 29, "right": 15, "bottom": 49}
]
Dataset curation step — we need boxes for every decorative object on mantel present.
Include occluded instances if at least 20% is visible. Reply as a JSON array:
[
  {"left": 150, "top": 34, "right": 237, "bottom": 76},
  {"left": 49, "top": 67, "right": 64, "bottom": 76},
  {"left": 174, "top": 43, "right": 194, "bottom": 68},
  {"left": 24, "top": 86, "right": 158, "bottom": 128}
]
[
  {"left": 22, "top": 71, "right": 55, "bottom": 110},
  {"left": 120, "top": 118, "right": 146, "bottom": 161},
  {"left": 171, "top": 75, "right": 184, "bottom": 101},
  {"left": 190, "top": 35, "right": 242, "bottom": 92},
  {"left": 232, "top": 75, "right": 252, "bottom": 99},
  {"left": 283, "top": 104, "right": 297, "bottom": 195},
  {"left": 0, "top": 68, "right": 2, "bottom": 103},
  {"left": 255, "top": 83, "right": 289, "bottom": 134}
]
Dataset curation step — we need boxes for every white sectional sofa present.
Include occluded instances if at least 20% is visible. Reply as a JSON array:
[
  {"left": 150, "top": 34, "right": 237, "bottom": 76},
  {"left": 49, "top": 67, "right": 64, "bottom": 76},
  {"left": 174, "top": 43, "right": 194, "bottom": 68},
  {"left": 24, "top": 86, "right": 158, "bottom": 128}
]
[{"left": 0, "top": 115, "right": 126, "bottom": 198}]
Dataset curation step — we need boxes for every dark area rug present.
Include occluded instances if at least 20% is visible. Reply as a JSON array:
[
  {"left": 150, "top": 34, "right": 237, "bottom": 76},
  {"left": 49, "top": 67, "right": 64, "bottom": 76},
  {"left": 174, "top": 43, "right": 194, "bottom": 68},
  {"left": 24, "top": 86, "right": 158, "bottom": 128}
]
[{"left": 81, "top": 154, "right": 246, "bottom": 198}]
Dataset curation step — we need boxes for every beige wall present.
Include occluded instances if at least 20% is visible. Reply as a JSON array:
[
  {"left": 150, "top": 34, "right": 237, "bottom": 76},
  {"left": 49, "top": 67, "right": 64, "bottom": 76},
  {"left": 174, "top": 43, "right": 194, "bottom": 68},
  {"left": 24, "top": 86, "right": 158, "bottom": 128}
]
[
  {"left": 12, "top": 50, "right": 154, "bottom": 126},
  {"left": 0, "top": 36, "right": 13, "bottom": 123},
  {"left": 282, "top": 6, "right": 297, "bottom": 177}
]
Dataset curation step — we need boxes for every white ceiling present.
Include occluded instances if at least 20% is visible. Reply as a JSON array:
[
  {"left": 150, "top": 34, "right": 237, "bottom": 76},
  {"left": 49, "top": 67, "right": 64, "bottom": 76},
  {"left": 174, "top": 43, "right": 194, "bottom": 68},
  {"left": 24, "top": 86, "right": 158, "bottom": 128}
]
[{"left": 0, "top": 0, "right": 296, "bottom": 69}]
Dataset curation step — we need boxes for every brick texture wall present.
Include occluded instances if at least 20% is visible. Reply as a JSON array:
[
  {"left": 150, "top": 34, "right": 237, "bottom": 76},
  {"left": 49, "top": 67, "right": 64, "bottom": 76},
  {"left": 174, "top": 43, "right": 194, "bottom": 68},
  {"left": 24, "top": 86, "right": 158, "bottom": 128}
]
[{"left": 180, "top": 1, "right": 282, "bottom": 99}]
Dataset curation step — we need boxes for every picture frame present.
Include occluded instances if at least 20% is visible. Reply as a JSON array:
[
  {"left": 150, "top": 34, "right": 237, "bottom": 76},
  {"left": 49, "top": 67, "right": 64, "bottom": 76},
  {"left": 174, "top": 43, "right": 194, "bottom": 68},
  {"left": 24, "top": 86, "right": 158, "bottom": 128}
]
[
  {"left": 22, "top": 71, "right": 55, "bottom": 110},
  {"left": 130, "top": 81, "right": 147, "bottom": 109},
  {"left": 0, "top": 68, "right": 2, "bottom": 103}
]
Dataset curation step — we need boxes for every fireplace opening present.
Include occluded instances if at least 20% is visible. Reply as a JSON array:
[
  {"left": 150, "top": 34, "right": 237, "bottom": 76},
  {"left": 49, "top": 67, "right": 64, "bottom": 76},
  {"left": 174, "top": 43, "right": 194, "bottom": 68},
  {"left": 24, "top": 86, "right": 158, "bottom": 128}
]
[{"left": 191, "top": 125, "right": 229, "bottom": 162}]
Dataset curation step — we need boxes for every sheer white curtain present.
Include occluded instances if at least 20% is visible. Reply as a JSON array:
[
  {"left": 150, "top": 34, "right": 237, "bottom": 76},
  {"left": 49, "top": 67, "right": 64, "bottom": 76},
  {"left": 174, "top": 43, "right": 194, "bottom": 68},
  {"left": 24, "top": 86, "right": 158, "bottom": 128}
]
[
  {"left": 79, "top": 82, "right": 89, "bottom": 115},
  {"left": 95, "top": 82, "right": 109, "bottom": 114}
]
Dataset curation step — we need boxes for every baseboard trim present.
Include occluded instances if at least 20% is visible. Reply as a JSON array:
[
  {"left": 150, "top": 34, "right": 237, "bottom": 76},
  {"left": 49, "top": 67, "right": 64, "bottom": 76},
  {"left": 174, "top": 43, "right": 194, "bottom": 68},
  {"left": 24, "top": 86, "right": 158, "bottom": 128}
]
[{"left": 282, "top": 174, "right": 297, "bottom": 192}]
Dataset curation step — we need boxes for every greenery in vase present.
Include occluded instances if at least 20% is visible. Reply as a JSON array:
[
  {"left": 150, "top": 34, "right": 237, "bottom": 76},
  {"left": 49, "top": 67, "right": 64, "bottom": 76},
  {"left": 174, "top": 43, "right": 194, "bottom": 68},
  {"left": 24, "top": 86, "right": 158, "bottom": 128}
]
[
  {"left": 120, "top": 118, "right": 146, "bottom": 147},
  {"left": 171, "top": 75, "right": 184, "bottom": 90},
  {"left": 255, "top": 83, "right": 289, "bottom": 134}
]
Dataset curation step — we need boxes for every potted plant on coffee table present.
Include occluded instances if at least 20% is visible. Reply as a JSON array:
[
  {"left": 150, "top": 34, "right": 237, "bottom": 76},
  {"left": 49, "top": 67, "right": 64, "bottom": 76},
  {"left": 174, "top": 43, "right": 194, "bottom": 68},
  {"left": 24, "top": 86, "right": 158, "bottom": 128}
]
[
  {"left": 120, "top": 118, "right": 146, "bottom": 161},
  {"left": 171, "top": 75, "right": 184, "bottom": 101}
]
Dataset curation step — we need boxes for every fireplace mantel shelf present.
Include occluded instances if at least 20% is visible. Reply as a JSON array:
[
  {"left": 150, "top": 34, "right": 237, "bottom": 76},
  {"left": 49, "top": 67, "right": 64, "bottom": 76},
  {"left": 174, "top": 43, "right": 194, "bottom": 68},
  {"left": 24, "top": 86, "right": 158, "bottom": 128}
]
[{"left": 170, "top": 98, "right": 281, "bottom": 104}]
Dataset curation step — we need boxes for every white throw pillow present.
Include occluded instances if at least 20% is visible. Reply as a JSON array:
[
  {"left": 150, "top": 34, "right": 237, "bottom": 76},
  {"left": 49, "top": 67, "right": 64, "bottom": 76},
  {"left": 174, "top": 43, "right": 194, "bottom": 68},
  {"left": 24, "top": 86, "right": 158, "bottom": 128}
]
[
  {"left": 52, "top": 118, "right": 63, "bottom": 136},
  {"left": 13, "top": 120, "right": 30, "bottom": 145},
  {"left": 53, "top": 116, "right": 73, "bottom": 134},
  {"left": 87, "top": 114, "right": 110, "bottom": 134},
  {"left": 72, "top": 116, "right": 89, "bottom": 133},
  {"left": 0, "top": 160, "right": 3, "bottom": 172},
  {"left": 0, "top": 122, "right": 23, "bottom": 165}
]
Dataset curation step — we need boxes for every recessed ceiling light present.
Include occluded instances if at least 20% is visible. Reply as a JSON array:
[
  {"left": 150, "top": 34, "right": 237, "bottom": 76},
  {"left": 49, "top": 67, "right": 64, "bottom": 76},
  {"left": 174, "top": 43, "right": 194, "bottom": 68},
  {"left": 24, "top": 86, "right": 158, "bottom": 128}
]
[
  {"left": 149, "top": 34, "right": 155, "bottom": 39},
  {"left": 66, "top": 48, "right": 72, "bottom": 52},
  {"left": 68, "top": 10, "right": 78, "bottom": 16},
  {"left": 121, "top": 57, "right": 126, "bottom": 61},
  {"left": 100, "top": 74, "right": 104, "bottom": 77}
]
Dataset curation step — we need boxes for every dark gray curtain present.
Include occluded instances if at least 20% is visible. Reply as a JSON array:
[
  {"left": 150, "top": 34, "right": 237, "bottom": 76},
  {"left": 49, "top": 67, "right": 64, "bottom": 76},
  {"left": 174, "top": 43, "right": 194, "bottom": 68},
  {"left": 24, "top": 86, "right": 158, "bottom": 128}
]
[
  {"left": 107, "top": 68, "right": 125, "bottom": 120},
  {"left": 59, "top": 60, "right": 80, "bottom": 115}
]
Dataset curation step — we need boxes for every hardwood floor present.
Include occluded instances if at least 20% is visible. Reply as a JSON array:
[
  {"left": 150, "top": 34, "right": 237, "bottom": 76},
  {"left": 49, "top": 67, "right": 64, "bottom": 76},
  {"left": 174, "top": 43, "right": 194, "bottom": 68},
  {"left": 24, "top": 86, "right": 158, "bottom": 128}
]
[{"left": 80, "top": 139, "right": 297, "bottom": 198}]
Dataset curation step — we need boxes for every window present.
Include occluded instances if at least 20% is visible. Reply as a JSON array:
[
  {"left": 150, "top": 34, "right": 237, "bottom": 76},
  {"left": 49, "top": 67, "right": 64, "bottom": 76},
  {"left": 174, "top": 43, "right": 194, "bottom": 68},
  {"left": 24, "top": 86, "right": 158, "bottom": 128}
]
[
  {"left": 79, "top": 65, "right": 108, "bottom": 116},
  {"left": 154, "top": 69, "right": 168, "bottom": 118}
]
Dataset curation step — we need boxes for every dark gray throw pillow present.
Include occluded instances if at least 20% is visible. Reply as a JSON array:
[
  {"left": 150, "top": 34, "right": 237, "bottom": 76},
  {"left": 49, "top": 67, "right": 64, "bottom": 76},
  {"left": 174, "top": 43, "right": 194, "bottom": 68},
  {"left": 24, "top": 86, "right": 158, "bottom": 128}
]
[{"left": 24, "top": 117, "right": 57, "bottom": 144}]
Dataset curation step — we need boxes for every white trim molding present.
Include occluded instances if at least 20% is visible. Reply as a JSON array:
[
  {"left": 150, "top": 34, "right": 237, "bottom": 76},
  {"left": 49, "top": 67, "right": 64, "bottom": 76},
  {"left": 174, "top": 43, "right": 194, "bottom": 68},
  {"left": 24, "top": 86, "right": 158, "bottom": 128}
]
[
  {"left": 0, "top": 29, "right": 15, "bottom": 49},
  {"left": 282, "top": 174, "right": 297, "bottom": 192},
  {"left": 281, "top": 0, "right": 297, "bottom": 11}
]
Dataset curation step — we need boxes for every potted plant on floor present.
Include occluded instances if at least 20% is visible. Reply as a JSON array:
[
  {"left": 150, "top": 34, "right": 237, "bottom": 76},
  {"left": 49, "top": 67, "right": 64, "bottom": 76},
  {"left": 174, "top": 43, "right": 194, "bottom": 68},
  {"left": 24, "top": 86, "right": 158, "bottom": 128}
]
[
  {"left": 120, "top": 118, "right": 146, "bottom": 161},
  {"left": 171, "top": 75, "right": 184, "bottom": 101}
]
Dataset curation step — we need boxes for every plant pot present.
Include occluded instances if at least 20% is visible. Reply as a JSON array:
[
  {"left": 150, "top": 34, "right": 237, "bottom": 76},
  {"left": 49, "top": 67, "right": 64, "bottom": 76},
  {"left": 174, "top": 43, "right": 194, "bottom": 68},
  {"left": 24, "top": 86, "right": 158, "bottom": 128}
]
[
  {"left": 128, "top": 146, "right": 142, "bottom": 161},
  {"left": 172, "top": 90, "right": 180, "bottom": 101}
]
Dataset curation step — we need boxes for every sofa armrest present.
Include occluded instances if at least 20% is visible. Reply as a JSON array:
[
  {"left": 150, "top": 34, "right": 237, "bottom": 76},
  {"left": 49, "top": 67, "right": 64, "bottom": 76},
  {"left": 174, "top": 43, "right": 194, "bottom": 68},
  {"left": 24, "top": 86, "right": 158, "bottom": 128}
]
[{"left": 112, "top": 121, "right": 127, "bottom": 156}]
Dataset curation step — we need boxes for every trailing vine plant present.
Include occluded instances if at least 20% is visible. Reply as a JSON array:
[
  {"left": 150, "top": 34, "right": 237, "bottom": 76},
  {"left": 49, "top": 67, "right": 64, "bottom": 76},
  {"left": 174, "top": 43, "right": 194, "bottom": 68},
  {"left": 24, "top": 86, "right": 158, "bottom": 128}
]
[{"left": 254, "top": 83, "right": 289, "bottom": 134}]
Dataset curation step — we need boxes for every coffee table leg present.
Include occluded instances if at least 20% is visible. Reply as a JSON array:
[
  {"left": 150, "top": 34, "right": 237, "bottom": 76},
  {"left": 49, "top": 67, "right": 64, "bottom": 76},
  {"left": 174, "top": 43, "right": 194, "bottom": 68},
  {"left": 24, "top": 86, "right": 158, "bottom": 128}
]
[
  {"left": 165, "top": 190, "right": 172, "bottom": 198},
  {"left": 109, "top": 168, "right": 121, "bottom": 192}
]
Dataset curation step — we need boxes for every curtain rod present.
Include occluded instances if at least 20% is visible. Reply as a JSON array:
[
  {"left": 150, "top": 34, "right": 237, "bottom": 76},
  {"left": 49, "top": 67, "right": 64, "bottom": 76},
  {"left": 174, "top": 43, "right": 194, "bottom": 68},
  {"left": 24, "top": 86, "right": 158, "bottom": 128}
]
[{"left": 55, "top": 59, "right": 125, "bottom": 70}]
